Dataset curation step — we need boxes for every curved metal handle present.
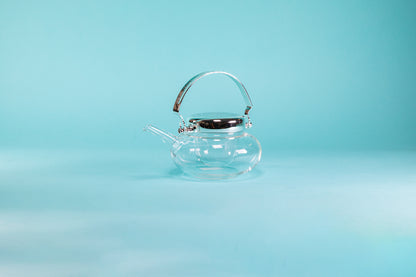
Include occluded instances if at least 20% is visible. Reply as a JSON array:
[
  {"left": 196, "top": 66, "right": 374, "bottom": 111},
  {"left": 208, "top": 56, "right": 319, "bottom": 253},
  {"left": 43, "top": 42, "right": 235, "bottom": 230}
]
[{"left": 173, "top": 71, "right": 253, "bottom": 115}]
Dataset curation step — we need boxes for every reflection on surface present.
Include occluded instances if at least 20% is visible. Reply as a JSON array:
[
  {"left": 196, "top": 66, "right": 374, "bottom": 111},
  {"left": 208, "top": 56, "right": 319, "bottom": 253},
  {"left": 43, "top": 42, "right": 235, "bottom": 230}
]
[{"left": 0, "top": 149, "right": 415, "bottom": 276}]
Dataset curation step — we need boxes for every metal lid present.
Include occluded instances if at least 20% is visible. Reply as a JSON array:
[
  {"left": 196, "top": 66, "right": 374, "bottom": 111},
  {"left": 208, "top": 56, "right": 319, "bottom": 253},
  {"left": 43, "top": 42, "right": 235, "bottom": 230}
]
[{"left": 188, "top": 112, "right": 245, "bottom": 132}]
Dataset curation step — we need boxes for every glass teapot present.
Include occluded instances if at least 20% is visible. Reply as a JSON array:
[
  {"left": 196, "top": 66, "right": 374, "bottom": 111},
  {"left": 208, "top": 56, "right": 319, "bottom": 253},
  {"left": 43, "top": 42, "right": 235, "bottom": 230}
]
[{"left": 144, "top": 71, "right": 261, "bottom": 179}]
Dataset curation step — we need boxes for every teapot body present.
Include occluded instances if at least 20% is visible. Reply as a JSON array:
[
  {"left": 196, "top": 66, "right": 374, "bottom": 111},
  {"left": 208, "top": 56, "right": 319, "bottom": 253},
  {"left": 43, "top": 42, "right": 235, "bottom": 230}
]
[{"left": 170, "top": 131, "right": 261, "bottom": 179}]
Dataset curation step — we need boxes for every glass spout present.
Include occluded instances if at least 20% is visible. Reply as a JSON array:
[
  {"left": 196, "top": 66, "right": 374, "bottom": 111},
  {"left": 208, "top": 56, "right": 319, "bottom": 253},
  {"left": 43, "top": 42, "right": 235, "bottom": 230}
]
[{"left": 143, "top": 124, "right": 178, "bottom": 145}]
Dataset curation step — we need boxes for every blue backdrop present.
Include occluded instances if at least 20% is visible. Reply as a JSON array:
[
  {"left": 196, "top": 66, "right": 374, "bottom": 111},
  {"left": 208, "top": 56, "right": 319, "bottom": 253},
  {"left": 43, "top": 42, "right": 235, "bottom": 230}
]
[
  {"left": 1, "top": 1, "right": 416, "bottom": 277},
  {"left": 1, "top": 0, "right": 415, "bottom": 151}
]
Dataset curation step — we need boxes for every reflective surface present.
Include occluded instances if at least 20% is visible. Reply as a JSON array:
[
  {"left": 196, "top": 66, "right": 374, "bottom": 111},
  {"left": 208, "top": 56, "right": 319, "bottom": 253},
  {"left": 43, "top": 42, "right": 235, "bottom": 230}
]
[{"left": 1, "top": 149, "right": 415, "bottom": 277}]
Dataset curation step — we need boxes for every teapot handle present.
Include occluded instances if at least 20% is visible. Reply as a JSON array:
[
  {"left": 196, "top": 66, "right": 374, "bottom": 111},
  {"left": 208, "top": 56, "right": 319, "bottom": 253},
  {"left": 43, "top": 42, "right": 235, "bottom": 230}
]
[{"left": 173, "top": 71, "right": 253, "bottom": 115}]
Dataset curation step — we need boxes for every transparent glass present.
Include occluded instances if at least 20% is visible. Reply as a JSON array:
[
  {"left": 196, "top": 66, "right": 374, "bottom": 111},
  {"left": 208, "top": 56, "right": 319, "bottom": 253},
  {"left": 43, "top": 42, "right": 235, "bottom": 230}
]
[
  {"left": 144, "top": 125, "right": 261, "bottom": 179},
  {"left": 144, "top": 71, "right": 261, "bottom": 179}
]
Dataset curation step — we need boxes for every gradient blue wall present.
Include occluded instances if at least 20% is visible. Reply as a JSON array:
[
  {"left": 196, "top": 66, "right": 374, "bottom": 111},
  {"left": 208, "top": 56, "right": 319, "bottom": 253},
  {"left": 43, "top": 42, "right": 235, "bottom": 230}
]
[{"left": 1, "top": 0, "right": 415, "bottom": 151}]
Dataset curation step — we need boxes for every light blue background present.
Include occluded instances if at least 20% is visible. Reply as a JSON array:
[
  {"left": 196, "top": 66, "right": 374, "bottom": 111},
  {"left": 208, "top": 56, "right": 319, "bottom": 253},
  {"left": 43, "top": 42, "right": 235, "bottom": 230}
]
[
  {"left": 1, "top": 1, "right": 416, "bottom": 276},
  {"left": 1, "top": 0, "right": 415, "bottom": 150}
]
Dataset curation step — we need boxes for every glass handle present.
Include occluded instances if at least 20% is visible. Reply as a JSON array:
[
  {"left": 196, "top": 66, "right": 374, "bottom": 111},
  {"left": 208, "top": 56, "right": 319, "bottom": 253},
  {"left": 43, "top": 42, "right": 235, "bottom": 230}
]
[{"left": 173, "top": 71, "right": 253, "bottom": 115}]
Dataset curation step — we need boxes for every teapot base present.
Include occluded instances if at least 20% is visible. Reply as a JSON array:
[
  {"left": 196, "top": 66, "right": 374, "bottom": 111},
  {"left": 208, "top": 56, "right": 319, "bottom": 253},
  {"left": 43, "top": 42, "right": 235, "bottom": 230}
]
[{"left": 180, "top": 165, "right": 254, "bottom": 180}]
